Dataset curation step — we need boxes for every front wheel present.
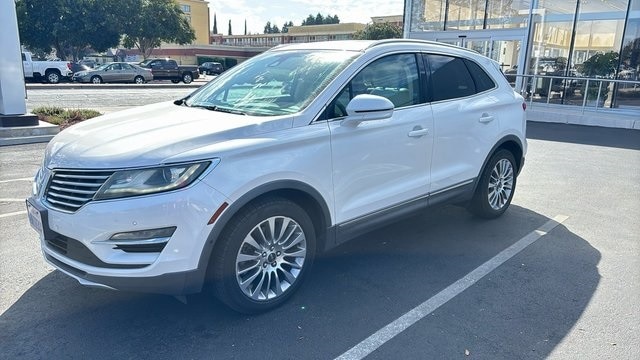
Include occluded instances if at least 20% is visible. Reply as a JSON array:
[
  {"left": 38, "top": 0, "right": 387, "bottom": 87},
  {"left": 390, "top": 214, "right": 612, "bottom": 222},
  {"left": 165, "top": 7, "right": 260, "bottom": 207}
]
[
  {"left": 182, "top": 73, "right": 193, "bottom": 84},
  {"left": 469, "top": 149, "right": 517, "bottom": 219},
  {"left": 90, "top": 76, "right": 102, "bottom": 84},
  {"left": 209, "top": 197, "right": 316, "bottom": 314}
]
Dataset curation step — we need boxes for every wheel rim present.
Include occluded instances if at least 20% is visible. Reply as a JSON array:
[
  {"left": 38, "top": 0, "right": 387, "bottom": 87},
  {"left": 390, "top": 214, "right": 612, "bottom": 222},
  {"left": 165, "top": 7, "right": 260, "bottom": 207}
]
[
  {"left": 184, "top": 75, "right": 192, "bottom": 83},
  {"left": 487, "top": 158, "right": 514, "bottom": 210},
  {"left": 92, "top": 77, "right": 100, "bottom": 84},
  {"left": 235, "top": 216, "right": 307, "bottom": 301},
  {"left": 135, "top": 77, "right": 143, "bottom": 84},
  {"left": 48, "top": 73, "right": 59, "bottom": 83}
]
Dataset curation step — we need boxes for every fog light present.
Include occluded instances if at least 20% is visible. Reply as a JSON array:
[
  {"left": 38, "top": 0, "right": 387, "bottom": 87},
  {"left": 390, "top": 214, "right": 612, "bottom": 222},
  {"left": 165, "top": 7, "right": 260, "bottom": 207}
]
[
  {"left": 109, "top": 227, "right": 176, "bottom": 241},
  {"left": 102, "top": 227, "right": 176, "bottom": 253}
]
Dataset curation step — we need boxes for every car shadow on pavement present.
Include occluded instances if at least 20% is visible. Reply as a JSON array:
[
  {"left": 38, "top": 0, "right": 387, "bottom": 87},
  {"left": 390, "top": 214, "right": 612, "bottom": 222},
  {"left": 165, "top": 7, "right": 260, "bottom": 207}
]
[
  {"left": 0, "top": 205, "right": 600, "bottom": 359},
  {"left": 526, "top": 121, "right": 640, "bottom": 150}
]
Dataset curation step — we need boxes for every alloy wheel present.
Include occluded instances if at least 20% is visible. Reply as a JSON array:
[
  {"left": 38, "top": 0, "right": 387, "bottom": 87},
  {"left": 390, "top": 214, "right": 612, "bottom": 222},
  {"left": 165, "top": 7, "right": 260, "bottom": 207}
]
[
  {"left": 235, "top": 216, "right": 307, "bottom": 301},
  {"left": 487, "top": 158, "right": 514, "bottom": 210}
]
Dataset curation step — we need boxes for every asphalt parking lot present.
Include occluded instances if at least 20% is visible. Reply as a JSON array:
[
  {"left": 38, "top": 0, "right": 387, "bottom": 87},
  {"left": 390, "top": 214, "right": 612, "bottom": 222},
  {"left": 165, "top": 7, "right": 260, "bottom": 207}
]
[{"left": 1, "top": 122, "right": 638, "bottom": 359}]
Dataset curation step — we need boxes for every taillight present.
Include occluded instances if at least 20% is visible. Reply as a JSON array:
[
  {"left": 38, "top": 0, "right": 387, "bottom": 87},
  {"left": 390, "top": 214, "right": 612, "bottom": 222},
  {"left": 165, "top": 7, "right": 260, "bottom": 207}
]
[
  {"left": 67, "top": 63, "right": 72, "bottom": 70},
  {"left": 522, "top": 102, "right": 527, "bottom": 111}
]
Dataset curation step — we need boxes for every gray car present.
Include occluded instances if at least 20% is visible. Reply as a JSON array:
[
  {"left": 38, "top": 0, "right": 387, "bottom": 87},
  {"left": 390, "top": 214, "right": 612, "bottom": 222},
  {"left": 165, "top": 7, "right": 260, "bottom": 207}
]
[{"left": 72, "top": 62, "right": 153, "bottom": 84}]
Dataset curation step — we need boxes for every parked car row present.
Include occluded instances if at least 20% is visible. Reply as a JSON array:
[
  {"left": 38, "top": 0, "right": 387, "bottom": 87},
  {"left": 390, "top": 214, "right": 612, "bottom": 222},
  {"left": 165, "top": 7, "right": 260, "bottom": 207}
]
[{"left": 24, "top": 54, "right": 217, "bottom": 84}]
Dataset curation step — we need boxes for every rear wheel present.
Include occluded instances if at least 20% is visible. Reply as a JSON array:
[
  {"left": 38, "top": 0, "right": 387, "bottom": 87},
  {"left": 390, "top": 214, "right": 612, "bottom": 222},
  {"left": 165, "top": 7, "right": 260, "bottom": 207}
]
[
  {"left": 90, "top": 76, "right": 102, "bottom": 84},
  {"left": 182, "top": 73, "right": 193, "bottom": 84},
  {"left": 469, "top": 149, "right": 517, "bottom": 219},
  {"left": 209, "top": 197, "right": 316, "bottom": 314},
  {"left": 45, "top": 70, "right": 61, "bottom": 84},
  {"left": 171, "top": 79, "right": 180, "bottom": 84},
  {"left": 134, "top": 76, "right": 144, "bottom": 84}
]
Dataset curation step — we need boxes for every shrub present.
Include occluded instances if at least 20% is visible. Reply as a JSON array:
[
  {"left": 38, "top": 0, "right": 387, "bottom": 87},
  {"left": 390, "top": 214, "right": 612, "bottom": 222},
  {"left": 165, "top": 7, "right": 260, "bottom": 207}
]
[{"left": 32, "top": 107, "right": 101, "bottom": 129}]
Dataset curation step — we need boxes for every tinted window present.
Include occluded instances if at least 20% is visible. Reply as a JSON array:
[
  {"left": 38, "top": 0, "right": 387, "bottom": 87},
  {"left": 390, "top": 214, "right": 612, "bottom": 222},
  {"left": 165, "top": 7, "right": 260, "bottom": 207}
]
[
  {"left": 464, "top": 59, "right": 496, "bottom": 93},
  {"left": 327, "top": 54, "right": 421, "bottom": 118},
  {"left": 427, "top": 55, "right": 476, "bottom": 101}
]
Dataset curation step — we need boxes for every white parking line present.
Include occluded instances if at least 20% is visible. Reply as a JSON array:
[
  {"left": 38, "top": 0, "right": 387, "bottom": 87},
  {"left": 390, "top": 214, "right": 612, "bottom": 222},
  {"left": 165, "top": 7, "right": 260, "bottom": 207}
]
[
  {"left": 335, "top": 215, "right": 569, "bottom": 360},
  {"left": 0, "top": 211, "right": 27, "bottom": 219},
  {"left": 0, "top": 178, "right": 32, "bottom": 184}
]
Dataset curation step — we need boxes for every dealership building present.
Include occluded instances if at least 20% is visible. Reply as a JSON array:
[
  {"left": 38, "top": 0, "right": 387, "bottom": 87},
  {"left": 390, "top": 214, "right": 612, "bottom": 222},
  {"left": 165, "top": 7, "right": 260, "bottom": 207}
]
[{"left": 404, "top": 0, "right": 640, "bottom": 128}]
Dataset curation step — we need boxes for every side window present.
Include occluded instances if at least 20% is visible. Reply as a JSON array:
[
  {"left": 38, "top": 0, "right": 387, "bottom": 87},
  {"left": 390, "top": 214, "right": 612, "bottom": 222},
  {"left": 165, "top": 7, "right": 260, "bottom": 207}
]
[
  {"left": 167, "top": 60, "right": 178, "bottom": 68},
  {"left": 327, "top": 53, "right": 421, "bottom": 119},
  {"left": 22, "top": 53, "right": 26, "bottom": 61},
  {"left": 464, "top": 59, "right": 496, "bottom": 93},
  {"left": 121, "top": 63, "right": 133, "bottom": 70},
  {"left": 427, "top": 55, "right": 476, "bottom": 101}
]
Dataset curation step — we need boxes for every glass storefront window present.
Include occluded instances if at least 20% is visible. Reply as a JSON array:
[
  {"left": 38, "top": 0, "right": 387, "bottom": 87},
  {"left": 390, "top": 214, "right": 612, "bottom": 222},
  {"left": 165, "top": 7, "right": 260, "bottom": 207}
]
[
  {"left": 486, "top": 0, "right": 532, "bottom": 29},
  {"left": 411, "top": 0, "right": 447, "bottom": 31},
  {"left": 446, "top": 0, "right": 486, "bottom": 30},
  {"left": 614, "top": 0, "right": 640, "bottom": 108},
  {"left": 529, "top": 0, "right": 577, "bottom": 76}
]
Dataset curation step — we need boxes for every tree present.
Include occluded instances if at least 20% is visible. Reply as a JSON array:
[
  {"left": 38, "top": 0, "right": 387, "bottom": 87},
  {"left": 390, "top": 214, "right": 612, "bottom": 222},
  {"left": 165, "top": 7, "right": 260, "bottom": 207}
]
[
  {"left": 301, "top": 13, "right": 340, "bottom": 26},
  {"left": 282, "top": 21, "right": 294, "bottom": 33},
  {"left": 122, "top": 0, "right": 195, "bottom": 59},
  {"left": 263, "top": 21, "right": 272, "bottom": 34},
  {"left": 228, "top": 19, "right": 232, "bottom": 35},
  {"left": 579, "top": 52, "right": 619, "bottom": 77},
  {"left": 302, "top": 14, "right": 315, "bottom": 26},
  {"left": 353, "top": 22, "right": 402, "bottom": 40},
  {"left": 16, "top": 0, "right": 130, "bottom": 60},
  {"left": 213, "top": 13, "right": 218, "bottom": 34}
]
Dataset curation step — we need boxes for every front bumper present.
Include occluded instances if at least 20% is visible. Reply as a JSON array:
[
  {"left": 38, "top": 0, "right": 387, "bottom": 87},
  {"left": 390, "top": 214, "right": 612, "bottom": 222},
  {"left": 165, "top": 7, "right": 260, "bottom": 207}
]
[{"left": 28, "top": 178, "right": 229, "bottom": 295}]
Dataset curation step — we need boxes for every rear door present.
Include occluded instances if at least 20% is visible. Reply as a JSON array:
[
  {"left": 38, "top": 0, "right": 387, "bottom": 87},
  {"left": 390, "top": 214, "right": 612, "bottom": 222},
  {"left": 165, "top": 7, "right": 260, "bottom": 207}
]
[
  {"left": 328, "top": 53, "right": 434, "bottom": 225},
  {"left": 425, "top": 54, "right": 500, "bottom": 192}
]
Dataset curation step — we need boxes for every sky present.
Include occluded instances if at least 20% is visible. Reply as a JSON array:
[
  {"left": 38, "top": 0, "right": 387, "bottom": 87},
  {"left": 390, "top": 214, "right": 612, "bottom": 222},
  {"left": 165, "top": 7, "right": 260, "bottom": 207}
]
[{"left": 205, "top": 0, "right": 405, "bottom": 35}]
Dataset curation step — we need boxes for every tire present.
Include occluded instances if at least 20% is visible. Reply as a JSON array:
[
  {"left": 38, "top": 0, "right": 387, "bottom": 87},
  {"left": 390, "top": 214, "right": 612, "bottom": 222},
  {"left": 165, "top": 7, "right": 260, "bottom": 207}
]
[
  {"left": 90, "top": 76, "right": 102, "bottom": 84},
  {"left": 209, "top": 197, "right": 316, "bottom": 314},
  {"left": 171, "top": 79, "right": 180, "bottom": 84},
  {"left": 134, "top": 76, "right": 144, "bottom": 84},
  {"left": 182, "top": 73, "right": 193, "bottom": 84},
  {"left": 469, "top": 149, "right": 517, "bottom": 219},
  {"left": 45, "top": 70, "right": 61, "bottom": 84}
]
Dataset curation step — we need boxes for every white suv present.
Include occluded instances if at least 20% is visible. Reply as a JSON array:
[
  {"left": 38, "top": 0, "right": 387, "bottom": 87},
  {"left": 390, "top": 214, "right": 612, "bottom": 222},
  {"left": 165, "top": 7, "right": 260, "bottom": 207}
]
[{"left": 27, "top": 40, "right": 527, "bottom": 313}]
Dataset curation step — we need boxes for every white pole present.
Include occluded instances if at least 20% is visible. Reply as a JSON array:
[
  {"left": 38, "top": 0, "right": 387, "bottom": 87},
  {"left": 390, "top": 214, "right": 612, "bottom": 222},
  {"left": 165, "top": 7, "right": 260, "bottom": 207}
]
[{"left": 0, "top": 0, "right": 28, "bottom": 116}]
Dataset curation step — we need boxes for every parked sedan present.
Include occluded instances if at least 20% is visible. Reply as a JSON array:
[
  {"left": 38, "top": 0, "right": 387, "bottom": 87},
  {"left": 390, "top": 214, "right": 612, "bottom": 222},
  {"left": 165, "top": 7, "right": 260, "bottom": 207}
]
[{"left": 72, "top": 62, "right": 153, "bottom": 84}]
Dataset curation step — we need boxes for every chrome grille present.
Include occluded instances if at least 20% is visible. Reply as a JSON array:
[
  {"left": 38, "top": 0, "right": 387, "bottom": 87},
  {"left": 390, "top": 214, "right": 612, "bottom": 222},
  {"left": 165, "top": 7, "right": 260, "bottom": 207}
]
[{"left": 45, "top": 170, "right": 114, "bottom": 212}]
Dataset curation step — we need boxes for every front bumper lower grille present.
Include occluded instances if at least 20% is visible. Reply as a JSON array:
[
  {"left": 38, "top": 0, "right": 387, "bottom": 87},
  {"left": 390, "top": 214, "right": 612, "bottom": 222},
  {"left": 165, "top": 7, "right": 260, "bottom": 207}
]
[{"left": 45, "top": 232, "right": 149, "bottom": 269}]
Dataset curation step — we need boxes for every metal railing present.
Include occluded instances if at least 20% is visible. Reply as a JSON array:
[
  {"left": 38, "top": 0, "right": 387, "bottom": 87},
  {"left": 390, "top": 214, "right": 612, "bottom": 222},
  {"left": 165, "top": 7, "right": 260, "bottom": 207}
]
[{"left": 511, "top": 74, "right": 640, "bottom": 113}]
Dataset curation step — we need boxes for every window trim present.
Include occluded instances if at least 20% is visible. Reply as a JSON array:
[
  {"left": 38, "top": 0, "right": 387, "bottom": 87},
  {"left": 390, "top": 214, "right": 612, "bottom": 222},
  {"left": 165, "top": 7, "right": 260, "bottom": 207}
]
[
  {"left": 423, "top": 53, "right": 498, "bottom": 104},
  {"left": 319, "top": 52, "right": 427, "bottom": 123}
]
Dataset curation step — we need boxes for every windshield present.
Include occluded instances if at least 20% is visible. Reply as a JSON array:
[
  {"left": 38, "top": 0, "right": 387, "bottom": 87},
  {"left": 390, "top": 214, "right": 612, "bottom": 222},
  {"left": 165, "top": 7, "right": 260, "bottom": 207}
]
[{"left": 185, "top": 50, "right": 358, "bottom": 116}]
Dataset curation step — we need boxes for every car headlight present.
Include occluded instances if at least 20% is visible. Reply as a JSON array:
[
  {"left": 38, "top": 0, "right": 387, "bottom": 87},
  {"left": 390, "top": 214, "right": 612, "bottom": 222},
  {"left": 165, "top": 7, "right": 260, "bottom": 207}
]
[{"left": 94, "top": 161, "right": 216, "bottom": 200}]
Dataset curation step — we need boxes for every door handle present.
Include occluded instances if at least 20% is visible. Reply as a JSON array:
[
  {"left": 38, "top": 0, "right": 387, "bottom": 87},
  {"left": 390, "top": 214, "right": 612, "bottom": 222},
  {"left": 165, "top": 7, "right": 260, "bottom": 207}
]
[
  {"left": 479, "top": 113, "right": 494, "bottom": 123},
  {"left": 408, "top": 126, "right": 429, "bottom": 137}
]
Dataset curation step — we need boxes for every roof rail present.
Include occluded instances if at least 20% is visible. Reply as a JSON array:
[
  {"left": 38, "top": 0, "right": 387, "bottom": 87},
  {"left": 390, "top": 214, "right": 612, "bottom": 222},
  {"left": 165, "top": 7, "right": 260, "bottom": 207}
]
[{"left": 366, "top": 38, "right": 478, "bottom": 55}]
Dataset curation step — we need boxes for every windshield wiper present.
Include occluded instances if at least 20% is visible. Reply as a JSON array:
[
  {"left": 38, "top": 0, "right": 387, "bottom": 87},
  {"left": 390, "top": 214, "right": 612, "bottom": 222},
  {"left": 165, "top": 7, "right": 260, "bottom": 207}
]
[{"left": 189, "top": 104, "right": 246, "bottom": 115}]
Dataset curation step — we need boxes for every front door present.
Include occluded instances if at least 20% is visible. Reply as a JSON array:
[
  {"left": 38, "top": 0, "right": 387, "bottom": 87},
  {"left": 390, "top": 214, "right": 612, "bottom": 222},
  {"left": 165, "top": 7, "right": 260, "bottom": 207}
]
[{"left": 327, "top": 53, "right": 434, "bottom": 225}]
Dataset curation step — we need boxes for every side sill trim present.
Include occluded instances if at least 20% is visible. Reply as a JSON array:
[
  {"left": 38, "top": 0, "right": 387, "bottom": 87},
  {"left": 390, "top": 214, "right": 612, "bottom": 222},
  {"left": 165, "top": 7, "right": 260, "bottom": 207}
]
[{"left": 332, "top": 179, "right": 475, "bottom": 248}]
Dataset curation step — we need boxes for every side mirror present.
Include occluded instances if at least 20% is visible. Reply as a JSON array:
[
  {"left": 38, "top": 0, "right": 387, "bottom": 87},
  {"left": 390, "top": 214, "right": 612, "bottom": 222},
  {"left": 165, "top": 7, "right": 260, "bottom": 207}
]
[{"left": 341, "top": 94, "right": 394, "bottom": 126}]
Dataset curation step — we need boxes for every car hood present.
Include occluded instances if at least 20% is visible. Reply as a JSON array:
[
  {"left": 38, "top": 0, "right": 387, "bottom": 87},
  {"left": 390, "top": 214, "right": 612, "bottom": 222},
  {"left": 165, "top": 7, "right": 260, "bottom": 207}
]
[{"left": 44, "top": 101, "right": 294, "bottom": 169}]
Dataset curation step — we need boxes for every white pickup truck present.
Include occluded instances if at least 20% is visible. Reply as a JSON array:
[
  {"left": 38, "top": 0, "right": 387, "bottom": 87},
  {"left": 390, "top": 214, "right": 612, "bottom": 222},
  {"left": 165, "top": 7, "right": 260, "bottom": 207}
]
[{"left": 22, "top": 52, "right": 73, "bottom": 84}]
